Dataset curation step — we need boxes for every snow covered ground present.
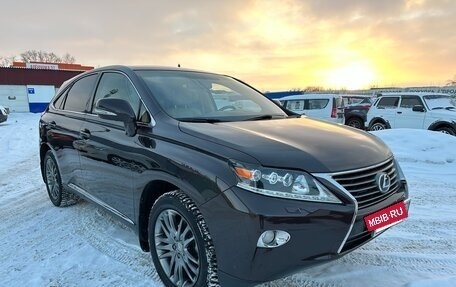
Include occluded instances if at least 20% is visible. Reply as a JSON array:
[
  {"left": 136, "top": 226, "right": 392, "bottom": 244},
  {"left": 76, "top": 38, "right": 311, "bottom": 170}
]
[{"left": 1, "top": 113, "right": 455, "bottom": 287}]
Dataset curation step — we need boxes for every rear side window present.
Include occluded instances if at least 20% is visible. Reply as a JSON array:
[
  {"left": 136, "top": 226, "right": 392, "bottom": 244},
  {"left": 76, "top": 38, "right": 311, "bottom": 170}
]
[
  {"left": 285, "top": 99, "right": 329, "bottom": 111},
  {"left": 306, "top": 99, "right": 329, "bottom": 110},
  {"left": 285, "top": 100, "right": 305, "bottom": 111},
  {"left": 53, "top": 93, "right": 66, "bottom": 109},
  {"left": 63, "top": 74, "right": 98, "bottom": 112},
  {"left": 376, "top": 97, "right": 399, "bottom": 109}
]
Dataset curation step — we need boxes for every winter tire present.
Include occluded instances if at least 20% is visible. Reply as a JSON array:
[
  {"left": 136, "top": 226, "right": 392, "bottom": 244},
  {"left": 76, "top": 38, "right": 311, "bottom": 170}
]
[
  {"left": 346, "top": 117, "right": 364, "bottom": 129},
  {"left": 148, "top": 190, "right": 219, "bottom": 287},
  {"left": 370, "top": 122, "right": 387, "bottom": 131},
  {"left": 43, "top": 151, "right": 79, "bottom": 207},
  {"left": 436, "top": 126, "right": 456, "bottom": 136}
]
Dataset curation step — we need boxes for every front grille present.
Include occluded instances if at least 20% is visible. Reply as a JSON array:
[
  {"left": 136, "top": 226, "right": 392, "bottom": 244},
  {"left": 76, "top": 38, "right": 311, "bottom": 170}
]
[
  {"left": 340, "top": 229, "right": 372, "bottom": 253},
  {"left": 332, "top": 158, "right": 399, "bottom": 209}
]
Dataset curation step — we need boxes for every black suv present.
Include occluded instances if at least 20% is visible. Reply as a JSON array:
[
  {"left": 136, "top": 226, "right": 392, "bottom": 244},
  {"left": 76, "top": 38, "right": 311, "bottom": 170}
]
[
  {"left": 343, "top": 96, "right": 373, "bottom": 129},
  {"left": 39, "top": 66, "right": 410, "bottom": 287}
]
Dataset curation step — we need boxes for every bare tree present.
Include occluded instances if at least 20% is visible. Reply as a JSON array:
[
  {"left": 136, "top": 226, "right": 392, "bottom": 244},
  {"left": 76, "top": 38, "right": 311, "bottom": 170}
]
[
  {"left": 19, "top": 50, "right": 76, "bottom": 63},
  {"left": 61, "top": 53, "right": 76, "bottom": 64},
  {"left": 0, "top": 55, "right": 16, "bottom": 67}
]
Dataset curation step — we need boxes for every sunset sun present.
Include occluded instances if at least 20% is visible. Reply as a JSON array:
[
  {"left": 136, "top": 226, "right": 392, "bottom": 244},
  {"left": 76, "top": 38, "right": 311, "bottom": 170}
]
[{"left": 325, "top": 62, "right": 377, "bottom": 90}]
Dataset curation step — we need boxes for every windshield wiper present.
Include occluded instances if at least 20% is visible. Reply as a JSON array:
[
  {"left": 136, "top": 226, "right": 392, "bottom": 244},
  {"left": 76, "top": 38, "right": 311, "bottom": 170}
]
[
  {"left": 432, "top": 106, "right": 455, "bottom": 110},
  {"left": 178, "top": 117, "right": 223, "bottom": 123},
  {"left": 244, "top": 114, "right": 298, "bottom": 121}
]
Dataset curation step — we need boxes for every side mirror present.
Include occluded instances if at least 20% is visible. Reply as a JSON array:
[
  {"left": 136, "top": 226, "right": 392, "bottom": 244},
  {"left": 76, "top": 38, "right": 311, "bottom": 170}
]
[
  {"left": 272, "top": 99, "right": 282, "bottom": 106},
  {"left": 412, "top": 105, "right": 425, "bottom": 112},
  {"left": 96, "top": 98, "right": 137, "bottom": 137}
]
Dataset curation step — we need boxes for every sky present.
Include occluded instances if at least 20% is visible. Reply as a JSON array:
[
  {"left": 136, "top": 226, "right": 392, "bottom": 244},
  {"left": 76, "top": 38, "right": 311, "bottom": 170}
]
[{"left": 1, "top": 0, "right": 456, "bottom": 91}]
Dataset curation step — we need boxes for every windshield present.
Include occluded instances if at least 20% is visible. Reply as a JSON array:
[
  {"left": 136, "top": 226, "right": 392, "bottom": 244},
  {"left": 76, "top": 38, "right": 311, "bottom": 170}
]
[
  {"left": 135, "top": 70, "right": 287, "bottom": 121},
  {"left": 423, "top": 95, "right": 456, "bottom": 110}
]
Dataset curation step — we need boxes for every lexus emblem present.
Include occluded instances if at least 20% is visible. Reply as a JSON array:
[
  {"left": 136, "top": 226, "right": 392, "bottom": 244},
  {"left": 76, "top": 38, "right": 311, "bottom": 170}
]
[{"left": 376, "top": 173, "right": 391, "bottom": 193}]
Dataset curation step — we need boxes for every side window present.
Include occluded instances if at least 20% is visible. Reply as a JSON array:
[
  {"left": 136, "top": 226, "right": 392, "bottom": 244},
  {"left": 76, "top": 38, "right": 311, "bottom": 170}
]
[
  {"left": 92, "top": 72, "right": 141, "bottom": 117},
  {"left": 305, "top": 99, "right": 329, "bottom": 110},
  {"left": 285, "top": 100, "right": 304, "bottom": 111},
  {"left": 53, "top": 93, "right": 66, "bottom": 109},
  {"left": 63, "top": 74, "right": 98, "bottom": 112},
  {"left": 377, "top": 97, "right": 399, "bottom": 109},
  {"left": 400, "top": 96, "right": 422, "bottom": 108}
]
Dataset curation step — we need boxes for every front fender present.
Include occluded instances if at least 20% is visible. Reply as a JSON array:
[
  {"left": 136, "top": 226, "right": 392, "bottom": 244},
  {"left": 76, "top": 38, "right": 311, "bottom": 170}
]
[{"left": 428, "top": 120, "right": 456, "bottom": 131}]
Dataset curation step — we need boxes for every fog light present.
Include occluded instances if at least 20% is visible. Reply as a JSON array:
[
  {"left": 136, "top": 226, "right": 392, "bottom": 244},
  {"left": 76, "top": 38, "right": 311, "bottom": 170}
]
[{"left": 257, "top": 230, "right": 291, "bottom": 248}]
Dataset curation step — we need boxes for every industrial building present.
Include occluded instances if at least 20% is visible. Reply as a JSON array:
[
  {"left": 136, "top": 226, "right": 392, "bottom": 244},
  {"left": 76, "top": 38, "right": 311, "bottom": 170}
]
[{"left": 0, "top": 62, "right": 93, "bottom": 112}]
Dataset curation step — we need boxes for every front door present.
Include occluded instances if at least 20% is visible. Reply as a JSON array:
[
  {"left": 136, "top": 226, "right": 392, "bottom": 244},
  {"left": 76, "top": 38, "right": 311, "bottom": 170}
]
[
  {"left": 395, "top": 95, "right": 426, "bottom": 129},
  {"left": 78, "top": 72, "right": 144, "bottom": 224}
]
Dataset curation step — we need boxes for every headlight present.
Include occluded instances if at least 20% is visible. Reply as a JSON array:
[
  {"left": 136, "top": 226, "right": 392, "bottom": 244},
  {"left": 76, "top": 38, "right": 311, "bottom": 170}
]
[{"left": 232, "top": 163, "right": 341, "bottom": 203}]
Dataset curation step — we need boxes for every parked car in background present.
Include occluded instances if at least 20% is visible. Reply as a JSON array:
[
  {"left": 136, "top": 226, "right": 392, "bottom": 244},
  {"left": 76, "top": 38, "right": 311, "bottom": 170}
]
[
  {"left": 0, "top": 105, "right": 9, "bottom": 123},
  {"left": 367, "top": 92, "right": 456, "bottom": 135},
  {"left": 343, "top": 96, "right": 373, "bottom": 129},
  {"left": 279, "top": 94, "right": 345, "bottom": 123},
  {"left": 39, "top": 66, "right": 410, "bottom": 287}
]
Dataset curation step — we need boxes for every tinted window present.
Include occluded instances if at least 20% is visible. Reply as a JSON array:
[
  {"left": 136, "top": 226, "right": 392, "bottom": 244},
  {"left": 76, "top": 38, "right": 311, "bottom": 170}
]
[
  {"left": 53, "top": 93, "right": 65, "bottom": 109},
  {"left": 400, "top": 96, "right": 423, "bottom": 108},
  {"left": 64, "top": 74, "right": 98, "bottom": 112},
  {"left": 285, "top": 99, "right": 329, "bottom": 111},
  {"left": 92, "top": 72, "right": 141, "bottom": 117},
  {"left": 377, "top": 97, "right": 399, "bottom": 108},
  {"left": 285, "top": 100, "right": 305, "bottom": 111},
  {"left": 307, "top": 99, "right": 329, "bottom": 110}
]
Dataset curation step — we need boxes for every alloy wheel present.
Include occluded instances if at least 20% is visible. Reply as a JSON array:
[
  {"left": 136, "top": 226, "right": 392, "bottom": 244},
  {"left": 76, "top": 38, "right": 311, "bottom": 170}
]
[
  {"left": 154, "top": 209, "right": 200, "bottom": 287},
  {"left": 45, "top": 159, "right": 59, "bottom": 199}
]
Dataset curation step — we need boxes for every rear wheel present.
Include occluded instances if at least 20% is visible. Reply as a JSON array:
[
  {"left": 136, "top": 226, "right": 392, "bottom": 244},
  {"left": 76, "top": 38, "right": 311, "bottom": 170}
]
[
  {"left": 43, "top": 151, "right": 79, "bottom": 207},
  {"left": 435, "top": 126, "right": 456, "bottom": 136},
  {"left": 346, "top": 117, "right": 364, "bottom": 129},
  {"left": 370, "top": 122, "right": 387, "bottom": 131},
  {"left": 148, "top": 190, "right": 219, "bottom": 287}
]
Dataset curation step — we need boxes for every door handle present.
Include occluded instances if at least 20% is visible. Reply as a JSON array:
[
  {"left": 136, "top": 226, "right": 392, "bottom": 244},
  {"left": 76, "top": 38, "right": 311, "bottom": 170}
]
[
  {"left": 48, "top": 121, "right": 57, "bottom": 129},
  {"left": 397, "top": 111, "right": 402, "bottom": 114},
  {"left": 80, "top": 129, "right": 91, "bottom": 139}
]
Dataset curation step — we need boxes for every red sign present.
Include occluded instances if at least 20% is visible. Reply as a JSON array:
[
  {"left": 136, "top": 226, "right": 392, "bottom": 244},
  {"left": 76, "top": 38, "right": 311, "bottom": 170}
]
[{"left": 364, "top": 201, "right": 408, "bottom": 232}]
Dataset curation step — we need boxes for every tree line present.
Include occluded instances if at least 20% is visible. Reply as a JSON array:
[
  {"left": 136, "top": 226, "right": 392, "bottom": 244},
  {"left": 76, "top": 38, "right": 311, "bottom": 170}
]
[{"left": 0, "top": 50, "right": 76, "bottom": 67}]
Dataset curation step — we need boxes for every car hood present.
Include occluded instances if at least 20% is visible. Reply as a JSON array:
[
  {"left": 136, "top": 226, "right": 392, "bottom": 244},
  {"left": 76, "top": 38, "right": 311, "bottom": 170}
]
[{"left": 179, "top": 118, "right": 392, "bottom": 173}]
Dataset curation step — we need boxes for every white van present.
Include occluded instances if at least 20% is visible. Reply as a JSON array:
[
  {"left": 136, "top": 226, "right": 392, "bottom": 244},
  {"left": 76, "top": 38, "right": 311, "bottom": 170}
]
[{"left": 279, "top": 94, "right": 345, "bottom": 123}]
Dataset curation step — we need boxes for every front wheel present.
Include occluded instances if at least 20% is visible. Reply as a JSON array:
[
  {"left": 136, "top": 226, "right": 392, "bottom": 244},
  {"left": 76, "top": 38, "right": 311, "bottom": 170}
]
[
  {"left": 435, "top": 126, "right": 456, "bottom": 136},
  {"left": 148, "top": 191, "right": 219, "bottom": 287},
  {"left": 370, "top": 122, "right": 387, "bottom": 131}
]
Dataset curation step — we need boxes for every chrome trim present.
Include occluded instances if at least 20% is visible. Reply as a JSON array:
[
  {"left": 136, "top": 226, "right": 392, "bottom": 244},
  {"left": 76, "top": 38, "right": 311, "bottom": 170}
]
[
  {"left": 51, "top": 70, "right": 157, "bottom": 127},
  {"left": 94, "top": 108, "right": 116, "bottom": 116},
  {"left": 256, "top": 230, "right": 291, "bottom": 248},
  {"left": 68, "top": 183, "right": 134, "bottom": 225},
  {"left": 330, "top": 157, "right": 394, "bottom": 176},
  {"left": 312, "top": 173, "right": 358, "bottom": 254},
  {"left": 373, "top": 198, "right": 411, "bottom": 237}
]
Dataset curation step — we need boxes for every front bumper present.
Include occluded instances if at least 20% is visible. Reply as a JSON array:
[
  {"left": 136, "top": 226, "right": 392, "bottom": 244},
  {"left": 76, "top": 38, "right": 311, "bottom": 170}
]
[{"left": 200, "top": 178, "right": 409, "bottom": 286}]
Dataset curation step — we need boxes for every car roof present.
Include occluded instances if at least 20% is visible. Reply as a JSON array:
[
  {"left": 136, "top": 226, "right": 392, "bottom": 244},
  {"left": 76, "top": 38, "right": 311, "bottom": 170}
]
[
  {"left": 90, "top": 65, "right": 223, "bottom": 76},
  {"left": 279, "top": 93, "right": 342, "bottom": 100},
  {"left": 377, "top": 92, "right": 449, "bottom": 97}
]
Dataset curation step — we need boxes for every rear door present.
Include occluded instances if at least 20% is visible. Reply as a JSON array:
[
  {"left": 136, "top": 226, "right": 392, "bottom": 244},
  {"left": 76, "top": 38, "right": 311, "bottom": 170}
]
[
  {"left": 303, "top": 98, "right": 331, "bottom": 121},
  {"left": 373, "top": 96, "right": 400, "bottom": 127},
  {"left": 42, "top": 73, "right": 99, "bottom": 188}
]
